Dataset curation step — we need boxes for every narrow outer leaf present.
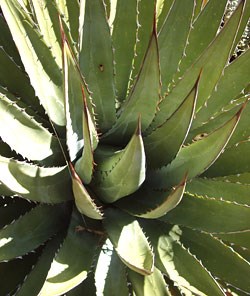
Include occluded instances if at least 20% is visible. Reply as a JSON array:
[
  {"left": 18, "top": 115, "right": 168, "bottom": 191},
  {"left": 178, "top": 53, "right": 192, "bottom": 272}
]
[
  {"left": 0, "top": 204, "right": 65, "bottom": 261},
  {"left": 0, "top": 0, "right": 65, "bottom": 127},
  {"left": 103, "top": 208, "right": 154, "bottom": 275},
  {"left": 149, "top": 106, "right": 243, "bottom": 189},
  {"left": 93, "top": 119, "right": 146, "bottom": 203},
  {"left": 0, "top": 156, "right": 72, "bottom": 203},
  {"left": 39, "top": 209, "right": 101, "bottom": 296},
  {"left": 144, "top": 76, "right": 198, "bottom": 168},
  {"left": 102, "top": 25, "right": 161, "bottom": 145},
  {"left": 70, "top": 163, "right": 103, "bottom": 220},
  {"left": 79, "top": 0, "right": 116, "bottom": 132}
]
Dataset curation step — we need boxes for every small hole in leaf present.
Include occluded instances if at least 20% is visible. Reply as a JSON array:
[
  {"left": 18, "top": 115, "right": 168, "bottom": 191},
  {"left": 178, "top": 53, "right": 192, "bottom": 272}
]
[{"left": 99, "top": 64, "right": 104, "bottom": 72}]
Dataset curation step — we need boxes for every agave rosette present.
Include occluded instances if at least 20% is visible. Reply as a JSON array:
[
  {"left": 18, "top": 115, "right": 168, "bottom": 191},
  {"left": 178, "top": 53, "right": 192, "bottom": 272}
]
[{"left": 0, "top": 0, "right": 250, "bottom": 295}]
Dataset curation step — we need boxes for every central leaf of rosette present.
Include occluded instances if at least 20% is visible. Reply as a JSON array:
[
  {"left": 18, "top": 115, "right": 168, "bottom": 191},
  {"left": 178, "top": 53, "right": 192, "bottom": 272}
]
[{"left": 90, "top": 119, "right": 146, "bottom": 203}]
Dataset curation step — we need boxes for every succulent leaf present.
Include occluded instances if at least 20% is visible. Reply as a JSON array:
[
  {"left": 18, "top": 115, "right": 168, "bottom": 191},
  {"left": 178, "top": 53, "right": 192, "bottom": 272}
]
[
  {"left": 0, "top": 156, "right": 72, "bottom": 203},
  {"left": 93, "top": 119, "right": 146, "bottom": 203},
  {"left": 39, "top": 209, "right": 101, "bottom": 296},
  {"left": 103, "top": 208, "right": 154, "bottom": 275},
  {"left": 79, "top": 0, "right": 116, "bottom": 132},
  {"left": 0, "top": 204, "right": 65, "bottom": 261}
]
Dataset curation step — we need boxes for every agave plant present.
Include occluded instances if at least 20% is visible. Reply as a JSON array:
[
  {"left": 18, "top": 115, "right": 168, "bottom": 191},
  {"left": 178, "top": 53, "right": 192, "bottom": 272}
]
[{"left": 0, "top": 0, "right": 250, "bottom": 295}]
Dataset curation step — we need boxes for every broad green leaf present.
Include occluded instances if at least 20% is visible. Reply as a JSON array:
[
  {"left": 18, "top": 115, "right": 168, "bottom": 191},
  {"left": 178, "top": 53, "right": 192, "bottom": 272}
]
[
  {"left": 215, "top": 231, "right": 250, "bottom": 250},
  {"left": 180, "top": 227, "right": 250, "bottom": 293},
  {"left": 144, "top": 77, "right": 198, "bottom": 168},
  {"left": 0, "top": 251, "right": 40, "bottom": 295},
  {"left": 79, "top": 0, "right": 116, "bottom": 132},
  {"left": 149, "top": 108, "right": 243, "bottom": 189},
  {"left": 55, "top": 0, "right": 80, "bottom": 43},
  {"left": 0, "top": 198, "right": 34, "bottom": 228},
  {"left": 63, "top": 38, "right": 84, "bottom": 161},
  {"left": 66, "top": 272, "right": 96, "bottom": 296},
  {"left": 75, "top": 92, "right": 98, "bottom": 184},
  {"left": 214, "top": 172, "right": 250, "bottom": 185},
  {"left": 70, "top": 163, "right": 103, "bottom": 220},
  {"left": 32, "top": 0, "right": 62, "bottom": 68},
  {"left": 0, "top": 204, "right": 65, "bottom": 261},
  {"left": 0, "top": 89, "right": 63, "bottom": 164},
  {"left": 177, "top": 0, "right": 228, "bottom": 77},
  {"left": 156, "top": 0, "right": 175, "bottom": 31},
  {"left": 186, "top": 177, "right": 250, "bottom": 205},
  {"left": 116, "top": 176, "right": 186, "bottom": 219},
  {"left": 92, "top": 121, "right": 146, "bottom": 203},
  {"left": 39, "top": 209, "right": 101, "bottom": 296},
  {"left": 143, "top": 221, "right": 225, "bottom": 296},
  {"left": 111, "top": 0, "right": 137, "bottom": 102},
  {"left": 102, "top": 27, "right": 161, "bottom": 145},
  {"left": 204, "top": 140, "right": 250, "bottom": 178},
  {"left": 192, "top": 48, "right": 250, "bottom": 130},
  {"left": 0, "top": 156, "right": 72, "bottom": 203},
  {"left": 161, "top": 193, "right": 250, "bottom": 233},
  {"left": 158, "top": 0, "right": 194, "bottom": 94},
  {"left": 0, "top": 0, "right": 65, "bottom": 128},
  {"left": 16, "top": 234, "right": 64, "bottom": 296},
  {"left": 128, "top": 267, "right": 171, "bottom": 296},
  {"left": 103, "top": 208, "right": 154, "bottom": 275},
  {"left": 103, "top": 251, "right": 129, "bottom": 296},
  {"left": 152, "top": 0, "right": 244, "bottom": 128}
]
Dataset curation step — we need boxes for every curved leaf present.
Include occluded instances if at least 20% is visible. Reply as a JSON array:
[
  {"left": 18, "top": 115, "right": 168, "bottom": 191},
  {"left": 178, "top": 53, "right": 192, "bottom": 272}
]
[
  {"left": 149, "top": 107, "right": 243, "bottom": 189},
  {"left": 0, "top": 204, "right": 65, "bottom": 261},
  {"left": 0, "top": 156, "right": 72, "bottom": 203},
  {"left": 103, "top": 208, "right": 154, "bottom": 276},
  {"left": 116, "top": 176, "right": 186, "bottom": 219},
  {"left": 92, "top": 120, "right": 146, "bottom": 203},
  {"left": 39, "top": 209, "right": 101, "bottom": 296},
  {"left": 70, "top": 163, "right": 103, "bottom": 220}
]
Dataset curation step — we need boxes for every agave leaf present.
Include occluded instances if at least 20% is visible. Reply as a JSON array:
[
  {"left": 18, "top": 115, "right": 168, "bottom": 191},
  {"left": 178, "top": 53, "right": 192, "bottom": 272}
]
[
  {"left": 55, "top": 0, "right": 80, "bottom": 44},
  {"left": 177, "top": 0, "right": 228, "bottom": 77},
  {"left": 128, "top": 267, "right": 171, "bottom": 296},
  {"left": 32, "top": 0, "right": 62, "bottom": 68},
  {"left": 156, "top": 0, "right": 175, "bottom": 31},
  {"left": 192, "top": 48, "right": 250, "bottom": 130},
  {"left": 180, "top": 227, "right": 250, "bottom": 293},
  {"left": 149, "top": 106, "right": 243, "bottom": 189},
  {"left": 0, "top": 156, "right": 72, "bottom": 203},
  {"left": 0, "top": 198, "right": 34, "bottom": 229},
  {"left": 111, "top": 0, "right": 137, "bottom": 103},
  {"left": 63, "top": 37, "right": 84, "bottom": 161},
  {"left": 215, "top": 231, "right": 250, "bottom": 250},
  {"left": 161, "top": 192, "right": 250, "bottom": 233},
  {"left": 102, "top": 25, "right": 161, "bottom": 145},
  {"left": 143, "top": 221, "right": 225, "bottom": 296},
  {"left": 79, "top": 0, "right": 116, "bottom": 132},
  {"left": 103, "top": 208, "right": 154, "bottom": 276},
  {"left": 0, "top": 251, "right": 40, "bottom": 295},
  {"left": 115, "top": 176, "right": 186, "bottom": 219},
  {"left": 70, "top": 163, "right": 103, "bottom": 220},
  {"left": 0, "top": 0, "right": 65, "bottom": 128},
  {"left": 152, "top": 0, "right": 244, "bottom": 128},
  {"left": 204, "top": 140, "right": 250, "bottom": 177},
  {"left": 39, "top": 209, "right": 101, "bottom": 296},
  {"left": 0, "top": 15, "right": 23, "bottom": 66},
  {"left": 0, "top": 204, "right": 65, "bottom": 261},
  {"left": 66, "top": 272, "right": 96, "bottom": 296},
  {"left": 93, "top": 120, "right": 146, "bottom": 203},
  {"left": 186, "top": 177, "right": 250, "bottom": 206},
  {"left": 103, "top": 251, "right": 129, "bottom": 296},
  {"left": 0, "top": 89, "right": 63, "bottom": 164},
  {"left": 75, "top": 90, "right": 98, "bottom": 184},
  {"left": 129, "top": 0, "right": 155, "bottom": 84},
  {"left": 158, "top": 0, "right": 194, "bottom": 94},
  {"left": 15, "top": 234, "right": 63, "bottom": 296},
  {"left": 144, "top": 76, "right": 198, "bottom": 168}
]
